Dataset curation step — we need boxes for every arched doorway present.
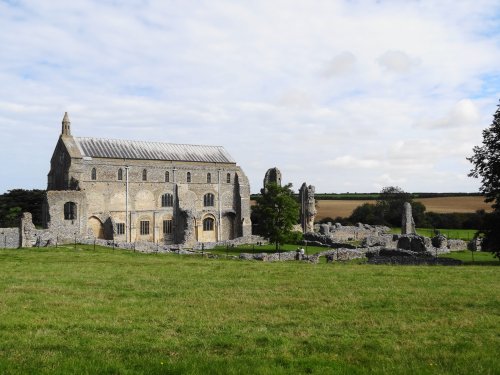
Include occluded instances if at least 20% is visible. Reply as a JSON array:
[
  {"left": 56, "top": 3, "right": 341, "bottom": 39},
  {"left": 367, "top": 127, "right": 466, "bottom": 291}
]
[{"left": 88, "top": 216, "right": 105, "bottom": 239}]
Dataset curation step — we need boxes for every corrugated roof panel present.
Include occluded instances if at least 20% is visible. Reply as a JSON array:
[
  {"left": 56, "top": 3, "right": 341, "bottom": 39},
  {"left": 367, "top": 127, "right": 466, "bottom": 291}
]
[{"left": 74, "top": 137, "right": 236, "bottom": 163}]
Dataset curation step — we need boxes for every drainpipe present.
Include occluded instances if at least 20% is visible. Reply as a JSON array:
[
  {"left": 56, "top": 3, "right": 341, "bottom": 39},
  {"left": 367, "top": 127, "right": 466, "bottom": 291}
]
[
  {"left": 125, "top": 166, "right": 129, "bottom": 242},
  {"left": 218, "top": 168, "right": 221, "bottom": 242},
  {"left": 173, "top": 167, "right": 177, "bottom": 243}
]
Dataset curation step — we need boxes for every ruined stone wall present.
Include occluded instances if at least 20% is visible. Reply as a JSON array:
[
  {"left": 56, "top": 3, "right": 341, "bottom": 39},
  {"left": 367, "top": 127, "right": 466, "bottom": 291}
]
[
  {"left": 45, "top": 190, "right": 88, "bottom": 243},
  {"left": 0, "top": 228, "right": 20, "bottom": 248},
  {"left": 319, "top": 223, "right": 391, "bottom": 242}
]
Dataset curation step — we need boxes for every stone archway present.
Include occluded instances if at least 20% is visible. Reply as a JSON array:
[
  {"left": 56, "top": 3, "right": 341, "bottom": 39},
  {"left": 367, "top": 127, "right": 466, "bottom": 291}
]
[{"left": 88, "top": 216, "right": 105, "bottom": 239}]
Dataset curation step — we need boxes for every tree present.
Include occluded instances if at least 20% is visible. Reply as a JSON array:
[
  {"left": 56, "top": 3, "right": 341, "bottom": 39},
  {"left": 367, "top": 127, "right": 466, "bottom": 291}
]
[
  {"left": 468, "top": 100, "right": 500, "bottom": 256},
  {"left": 251, "top": 182, "right": 300, "bottom": 250},
  {"left": 0, "top": 189, "right": 46, "bottom": 227}
]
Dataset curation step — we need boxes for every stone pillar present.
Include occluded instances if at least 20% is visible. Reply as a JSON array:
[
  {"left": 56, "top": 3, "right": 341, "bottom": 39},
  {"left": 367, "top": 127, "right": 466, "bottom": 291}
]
[
  {"left": 153, "top": 211, "right": 161, "bottom": 243},
  {"left": 401, "top": 202, "right": 416, "bottom": 235},
  {"left": 299, "top": 183, "right": 317, "bottom": 233},
  {"left": 130, "top": 212, "right": 137, "bottom": 242}
]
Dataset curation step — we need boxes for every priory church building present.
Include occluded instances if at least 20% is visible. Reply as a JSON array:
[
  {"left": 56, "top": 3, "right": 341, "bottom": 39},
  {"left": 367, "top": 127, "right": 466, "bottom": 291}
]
[{"left": 42, "top": 113, "right": 252, "bottom": 246}]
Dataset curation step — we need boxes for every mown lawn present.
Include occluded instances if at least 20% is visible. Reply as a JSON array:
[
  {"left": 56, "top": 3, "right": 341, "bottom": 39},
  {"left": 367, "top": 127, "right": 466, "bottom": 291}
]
[{"left": 0, "top": 246, "right": 499, "bottom": 374}]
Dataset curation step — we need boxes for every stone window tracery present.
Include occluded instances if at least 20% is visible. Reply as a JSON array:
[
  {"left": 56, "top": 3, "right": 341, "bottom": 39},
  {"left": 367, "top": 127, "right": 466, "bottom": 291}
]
[
  {"left": 204, "top": 193, "right": 214, "bottom": 207},
  {"left": 140, "top": 220, "right": 150, "bottom": 235},
  {"left": 161, "top": 193, "right": 174, "bottom": 207},
  {"left": 203, "top": 217, "right": 214, "bottom": 231},
  {"left": 163, "top": 219, "right": 173, "bottom": 234}
]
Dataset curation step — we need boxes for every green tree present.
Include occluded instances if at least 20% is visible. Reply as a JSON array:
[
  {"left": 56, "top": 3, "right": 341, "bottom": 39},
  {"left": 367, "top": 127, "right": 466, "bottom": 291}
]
[
  {"left": 468, "top": 100, "right": 500, "bottom": 257},
  {"left": 0, "top": 189, "right": 45, "bottom": 227},
  {"left": 252, "top": 182, "right": 300, "bottom": 251}
]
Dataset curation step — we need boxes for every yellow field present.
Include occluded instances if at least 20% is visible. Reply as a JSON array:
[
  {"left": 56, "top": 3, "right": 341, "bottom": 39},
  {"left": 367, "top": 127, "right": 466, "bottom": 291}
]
[{"left": 315, "top": 196, "right": 492, "bottom": 220}]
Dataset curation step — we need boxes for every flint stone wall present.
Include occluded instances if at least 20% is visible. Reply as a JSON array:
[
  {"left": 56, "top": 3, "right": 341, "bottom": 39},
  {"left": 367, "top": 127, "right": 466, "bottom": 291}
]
[
  {"left": 0, "top": 228, "right": 20, "bottom": 248},
  {"left": 318, "top": 222, "right": 391, "bottom": 242}
]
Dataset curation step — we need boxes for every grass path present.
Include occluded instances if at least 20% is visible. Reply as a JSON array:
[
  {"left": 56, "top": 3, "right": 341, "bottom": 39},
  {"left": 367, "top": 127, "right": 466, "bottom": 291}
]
[{"left": 0, "top": 246, "right": 498, "bottom": 374}]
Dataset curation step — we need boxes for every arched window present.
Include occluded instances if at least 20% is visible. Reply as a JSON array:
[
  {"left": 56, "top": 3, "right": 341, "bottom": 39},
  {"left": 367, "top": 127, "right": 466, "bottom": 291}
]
[
  {"left": 64, "top": 202, "right": 77, "bottom": 220},
  {"left": 207, "top": 173, "right": 211, "bottom": 183},
  {"left": 161, "top": 193, "right": 173, "bottom": 207},
  {"left": 165, "top": 171, "right": 170, "bottom": 182},
  {"left": 203, "top": 217, "right": 214, "bottom": 231},
  {"left": 226, "top": 173, "right": 231, "bottom": 183},
  {"left": 118, "top": 168, "right": 123, "bottom": 181},
  {"left": 204, "top": 193, "right": 214, "bottom": 207},
  {"left": 91, "top": 168, "right": 97, "bottom": 181},
  {"left": 142, "top": 169, "right": 147, "bottom": 181},
  {"left": 187, "top": 172, "right": 191, "bottom": 183}
]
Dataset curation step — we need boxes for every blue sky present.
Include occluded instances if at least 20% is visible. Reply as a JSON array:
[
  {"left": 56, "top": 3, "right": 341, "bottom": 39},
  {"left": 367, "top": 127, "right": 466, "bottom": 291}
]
[{"left": 1, "top": 0, "right": 499, "bottom": 194}]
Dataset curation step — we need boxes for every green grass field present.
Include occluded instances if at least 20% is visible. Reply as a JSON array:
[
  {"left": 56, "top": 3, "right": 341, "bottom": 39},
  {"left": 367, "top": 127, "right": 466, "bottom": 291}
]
[{"left": 0, "top": 246, "right": 499, "bottom": 374}]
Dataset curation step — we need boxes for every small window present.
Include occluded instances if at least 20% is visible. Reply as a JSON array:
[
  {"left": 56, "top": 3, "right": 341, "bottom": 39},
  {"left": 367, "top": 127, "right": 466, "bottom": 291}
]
[
  {"left": 142, "top": 169, "right": 147, "bottom": 181},
  {"left": 64, "top": 202, "right": 77, "bottom": 220},
  {"left": 187, "top": 172, "right": 191, "bottom": 183},
  {"left": 204, "top": 193, "right": 214, "bottom": 207},
  {"left": 91, "top": 168, "right": 97, "bottom": 181},
  {"left": 227, "top": 173, "right": 231, "bottom": 183},
  {"left": 118, "top": 168, "right": 123, "bottom": 181},
  {"left": 207, "top": 173, "right": 211, "bottom": 183},
  {"left": 165, "top": 171, "right": 170, "bottom": 182},
  {"left": 203, "top": 218, "right": 214, "bottom": 231},
  {"left": 163, "top": 219, "right": 173, "bottom": 234},
  {"left": 116, "top": 223, "right": 125, "bottom": 235},
  {"left": 161, "top": 193, "right": 173, "bottom": 207},
  {"left": 140, "top": 220, "right": 150, "bottom": 235}
]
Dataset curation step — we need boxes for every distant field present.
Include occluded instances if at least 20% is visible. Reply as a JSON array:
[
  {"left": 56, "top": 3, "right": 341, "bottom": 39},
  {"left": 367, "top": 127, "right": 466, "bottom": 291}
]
[{"left": 316, "top": 196, "right": 492, "bottom": 220}]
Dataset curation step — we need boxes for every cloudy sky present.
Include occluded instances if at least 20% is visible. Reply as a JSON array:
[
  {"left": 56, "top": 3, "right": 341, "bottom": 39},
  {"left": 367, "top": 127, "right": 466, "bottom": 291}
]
[{"left": 1, "top": 0, "right": 499, "bottom": 194}]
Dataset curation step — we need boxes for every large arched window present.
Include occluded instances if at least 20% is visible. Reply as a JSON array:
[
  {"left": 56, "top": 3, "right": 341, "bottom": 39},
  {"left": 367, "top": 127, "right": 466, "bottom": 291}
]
[
  {"left": 165, "top": 171, "right": 170, "bottom": 182},
  {"left": 91, "top": 168, "right": 97, "bottom": 181},
  {"left": 118, "top": 168, "right": 123, "bottom": 181},
  {"left": 207, "top": 173, "right": 211, "bottom": 183},
  {"left": 161, "top": 193, "right": 173, "bottom": 207},
  {"left": 203, "top": 217, "right": 214, "bottom": 231},
  {"left": 226, "top": 173, "right": 231, "bottom": 183},
  {"left": 64, "top": 202, "right": 77, "bottom": 220},
  {"left": 187, "top": 172, "right": 191, "bottom": 183},
  {"left": 142, "top": 169, "right": 147, "bottom": 181},
  {"left": 203, "top": 193, "right": 214, "bottom": 207}
]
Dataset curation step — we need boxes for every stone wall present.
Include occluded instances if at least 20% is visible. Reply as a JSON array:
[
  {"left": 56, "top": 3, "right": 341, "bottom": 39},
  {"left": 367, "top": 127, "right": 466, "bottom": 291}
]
[
  {"left": 0, "top": 228, "right": 20, "bottom": 249},
  {"left": 315, "top": 222, "right": 391, "bottom": 242}
]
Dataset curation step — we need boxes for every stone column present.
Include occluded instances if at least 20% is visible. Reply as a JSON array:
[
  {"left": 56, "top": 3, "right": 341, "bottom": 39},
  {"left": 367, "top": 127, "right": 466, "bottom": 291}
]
[{"left": 401, "top": 202, "right": 416, "bottom": 235}]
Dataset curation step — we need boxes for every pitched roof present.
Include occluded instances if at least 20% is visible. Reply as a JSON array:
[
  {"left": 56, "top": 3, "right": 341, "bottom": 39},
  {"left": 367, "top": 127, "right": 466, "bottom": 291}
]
[{"left": 73, "top": 137, "right": 236, "bottom": 163}]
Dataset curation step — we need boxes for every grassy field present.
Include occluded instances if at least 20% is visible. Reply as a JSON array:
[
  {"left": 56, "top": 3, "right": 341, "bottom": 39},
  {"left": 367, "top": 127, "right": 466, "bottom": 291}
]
[
  {"left": 0, "top": 246, "right": 499, "bottom": 374},
  {"left": 315, "top": 196, "right": 492, "bottom": 220}
]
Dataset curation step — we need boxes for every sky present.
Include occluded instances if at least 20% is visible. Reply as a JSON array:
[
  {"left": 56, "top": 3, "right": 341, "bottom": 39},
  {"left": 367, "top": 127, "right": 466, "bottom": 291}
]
[{"left": 1, "top": 0, "right": 499, "bottom": 194}]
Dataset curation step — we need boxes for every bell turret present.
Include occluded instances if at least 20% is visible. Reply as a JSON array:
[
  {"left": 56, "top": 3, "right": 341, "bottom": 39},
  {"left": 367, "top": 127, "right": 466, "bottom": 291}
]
[{"left": 61, "top": 112, "right": 71, "bottom": 136}]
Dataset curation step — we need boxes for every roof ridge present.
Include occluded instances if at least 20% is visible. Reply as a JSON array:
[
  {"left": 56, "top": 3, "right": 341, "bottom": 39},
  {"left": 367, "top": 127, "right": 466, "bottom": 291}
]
[{"left": 74, "top": 136, "right": 225, "bottom": 149}]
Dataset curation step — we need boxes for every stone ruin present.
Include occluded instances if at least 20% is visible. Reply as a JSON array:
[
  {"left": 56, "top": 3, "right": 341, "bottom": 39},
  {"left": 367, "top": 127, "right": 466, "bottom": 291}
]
[
  {"left": 299, "top": 182, "right": 317, "bottom": 233},
  {"left": 263, "top": 167, "right": 282, "bottom": 190},
  {"left": 401, "top": 202, "right": 416, "bottom": 234}
]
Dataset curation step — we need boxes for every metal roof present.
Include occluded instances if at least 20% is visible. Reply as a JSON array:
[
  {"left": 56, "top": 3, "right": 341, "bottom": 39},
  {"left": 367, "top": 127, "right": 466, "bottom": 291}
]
[{"left": 73, "top": 137, "right": 236, "bottom": 163}]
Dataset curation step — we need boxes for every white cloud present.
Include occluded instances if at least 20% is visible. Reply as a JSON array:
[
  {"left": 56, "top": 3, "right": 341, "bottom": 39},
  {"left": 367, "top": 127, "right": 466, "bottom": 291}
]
[{"left": 377, "top": 50, "right": 420, "bottom": 74}]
